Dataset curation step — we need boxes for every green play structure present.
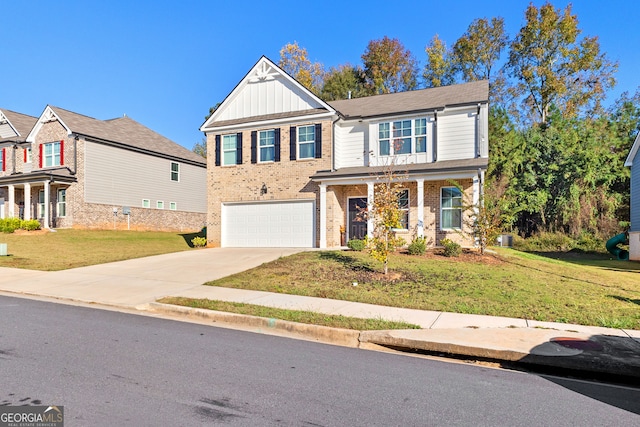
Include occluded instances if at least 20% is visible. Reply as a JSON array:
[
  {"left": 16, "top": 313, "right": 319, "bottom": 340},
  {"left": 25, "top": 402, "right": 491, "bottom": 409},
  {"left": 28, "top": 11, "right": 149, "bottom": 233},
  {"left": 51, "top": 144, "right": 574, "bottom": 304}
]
[{"left": 605, "top": 233, "right": 629, "bottom": 260}]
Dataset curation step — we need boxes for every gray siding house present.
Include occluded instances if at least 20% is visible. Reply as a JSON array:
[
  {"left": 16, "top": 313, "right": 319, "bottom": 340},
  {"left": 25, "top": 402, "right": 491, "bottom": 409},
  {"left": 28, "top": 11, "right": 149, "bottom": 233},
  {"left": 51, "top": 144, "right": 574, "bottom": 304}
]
[
  {"left": 625, "top": 133, "right": 640, "bottom": 260},
  {"left": 0, "top": 106, "right": 206, "bottom": 232}
]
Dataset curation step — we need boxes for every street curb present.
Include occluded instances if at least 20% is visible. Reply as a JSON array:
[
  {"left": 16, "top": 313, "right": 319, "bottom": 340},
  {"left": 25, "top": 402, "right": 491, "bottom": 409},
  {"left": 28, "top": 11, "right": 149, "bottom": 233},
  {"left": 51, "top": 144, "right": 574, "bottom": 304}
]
[
  {"left": 360, "top": 330, "right": 640, "bottom": 380},
  {"left": 145, "top": 302, "right": 361, "bottom": 347}
]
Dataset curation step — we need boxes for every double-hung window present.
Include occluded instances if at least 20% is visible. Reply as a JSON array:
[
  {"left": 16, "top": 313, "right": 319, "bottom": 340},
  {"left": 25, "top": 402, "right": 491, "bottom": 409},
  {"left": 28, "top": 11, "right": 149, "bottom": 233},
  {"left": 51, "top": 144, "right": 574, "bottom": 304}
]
[
  {"left": 378, "top": 118, "right": 428, "bottom": 156},
  {"left": 397, "top": 189, "right": 409, "bottom": 230},
  {"left": 43, "top": 141, "right": 61, "bottom": 167},
  {"left": 259, "top": 130, "right": 275, "bottom": 162},
  {"left": 57, "top": 189, "right": 66, "bottom": 217},
  {"left": 170, "top": 162, "right": 179, "bottom": 181},
  {"left": 297, "top": 125, "right": 315, "bottom": 159},
  {"left": 441, "top": 187, "right": 462, "bottom": 229},
  {"left": 222, "top": 134, "right": 237, "bottom": 166}
]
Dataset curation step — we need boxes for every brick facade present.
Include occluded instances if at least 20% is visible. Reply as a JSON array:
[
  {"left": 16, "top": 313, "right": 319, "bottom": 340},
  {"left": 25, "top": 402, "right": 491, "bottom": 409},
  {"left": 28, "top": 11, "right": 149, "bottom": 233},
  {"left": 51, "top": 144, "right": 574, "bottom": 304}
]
[{"left": 206, "top": 120, "right": 333, "bottom": 247}]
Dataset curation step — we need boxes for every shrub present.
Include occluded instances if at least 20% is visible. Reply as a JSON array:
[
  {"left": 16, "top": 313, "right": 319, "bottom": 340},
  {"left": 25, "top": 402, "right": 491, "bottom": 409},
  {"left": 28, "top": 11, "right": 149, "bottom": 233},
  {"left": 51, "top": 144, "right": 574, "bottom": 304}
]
[
  {"left": 191, "top": 236, "right": 207, "bottom": 248},
  {"left": 347, "top": 239, "right": 365, "bottom": 251},
  {"left": 21, "top": 219, "right": 41, "bottom": 231},
  {"left": 0, "top": 218, "right": 23, "bottom": 233},
  {"left": 441, "top": 238, "right": 461, "bottom": 257},
  {"left": 407, "top": 236, "right": 427, "bottom": 255}
]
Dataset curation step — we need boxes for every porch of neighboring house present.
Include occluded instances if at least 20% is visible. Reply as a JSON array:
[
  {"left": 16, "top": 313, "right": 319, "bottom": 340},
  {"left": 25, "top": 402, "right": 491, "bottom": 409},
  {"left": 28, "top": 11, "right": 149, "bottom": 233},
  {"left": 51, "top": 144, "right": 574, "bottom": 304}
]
[{"left": 0, "top": 173, "right": 75, "bottom": 229}]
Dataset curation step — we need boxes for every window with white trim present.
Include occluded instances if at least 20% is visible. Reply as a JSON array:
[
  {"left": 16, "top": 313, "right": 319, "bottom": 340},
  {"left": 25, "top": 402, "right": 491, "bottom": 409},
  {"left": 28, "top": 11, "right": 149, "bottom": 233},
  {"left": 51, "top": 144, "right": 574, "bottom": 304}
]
[
  {"left": 169, "top": 202, "right": 177, "bottom": 210},
  {"left": 38, "top": 190, "right": 45, "bottom": 218},
  {"left": 43, "top": 141, "right": 61, "bottom": 167},
  {"left": 297, "top": 125, "right": 315, "bottom": 159},
  {"left": 157, "top": 201, "right": 164, "bottom": 209},
  {"left": 259, "top": 130, "right": 275, "bottom": 162},
  {"left": 222, "top": 134, "right": 237, "bottom": 165},
  {"left": 57, "top": 189, "right": 66, "bottom": 217},
  {"left": 170, "top": 162, "right": 179, "bottom": 181},
  {"left": 25, "top": 147, "right": 32, "bottom": 163},
  {"left": 397, "top": 189, "right": 409, "bottom": 230},
  {"left": 441, "top": 187, "right": 462, "bottom": 229},
  {"left": 142, "top": 199, "right": 150, "bottom": 208},
  {"left": 378, "top": 118, "right": 428, "bottom": 156}
]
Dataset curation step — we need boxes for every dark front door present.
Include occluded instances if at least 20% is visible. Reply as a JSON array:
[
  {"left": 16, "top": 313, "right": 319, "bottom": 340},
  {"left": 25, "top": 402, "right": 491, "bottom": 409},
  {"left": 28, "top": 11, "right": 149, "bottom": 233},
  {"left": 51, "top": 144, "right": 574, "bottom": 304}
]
[{"left": 348, "top": 197, "right": 368, "bottom": 240}]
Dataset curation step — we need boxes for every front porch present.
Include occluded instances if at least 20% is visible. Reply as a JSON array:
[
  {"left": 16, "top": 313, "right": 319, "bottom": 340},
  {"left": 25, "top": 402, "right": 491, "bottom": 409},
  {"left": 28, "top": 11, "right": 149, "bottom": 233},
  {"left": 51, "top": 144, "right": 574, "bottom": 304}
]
[{"left": 312, "top": 160, "right": 486, "bottom": 249}]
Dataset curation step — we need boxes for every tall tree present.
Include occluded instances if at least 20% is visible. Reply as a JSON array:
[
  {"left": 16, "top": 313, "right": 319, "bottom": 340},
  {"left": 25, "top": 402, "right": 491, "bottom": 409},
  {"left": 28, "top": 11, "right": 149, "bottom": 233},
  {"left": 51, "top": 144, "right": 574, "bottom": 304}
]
[
  {"left": 423, "top": 34, "right": 456, "bottom": 88},
  {"left": 507, "top": 2, "right": 617, "bottom": 124},
  {"left": 319, "top": 64, "right": 367, "bottom": 101},
  {"left": 453, "top": 17, "right": 508, "bottom": 82},
  {"left": 278, "top": 42, "right": 324, "bottom": 95},
  {"left": 193, "top": 138, "right": 207, "bottom": 158},
  {"left": 361, "top": 36, "right": 418, "bottom": 95}
]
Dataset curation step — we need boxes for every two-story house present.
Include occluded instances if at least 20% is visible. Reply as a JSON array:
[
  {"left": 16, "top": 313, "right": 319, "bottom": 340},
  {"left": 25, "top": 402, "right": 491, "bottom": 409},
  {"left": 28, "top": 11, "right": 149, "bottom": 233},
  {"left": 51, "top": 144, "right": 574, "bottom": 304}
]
[
  {"left": 200, "top": 56, "right": 488, "bottom": 248},
  {"left": 0, "top": 105, "right": 206, "bottom": 232}
]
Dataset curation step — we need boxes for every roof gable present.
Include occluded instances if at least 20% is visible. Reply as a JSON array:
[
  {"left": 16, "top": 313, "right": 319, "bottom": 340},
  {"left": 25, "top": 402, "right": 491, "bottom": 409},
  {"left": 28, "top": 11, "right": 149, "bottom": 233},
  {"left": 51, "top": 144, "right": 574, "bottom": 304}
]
[
  {"left": 28, "top": 106, "right": 204, "bottom": 165},
  {"left": 328, "top": 80, "right": 489, "bottom": 119},
  {"left": 201, "top": 56, "right": 335, "bottom": 131},
  {"left": 0, "top": 109, "right": 38, "bottom": 142},
  {"left": 625, "top": 132, "right": 640, "bottom": 167}
]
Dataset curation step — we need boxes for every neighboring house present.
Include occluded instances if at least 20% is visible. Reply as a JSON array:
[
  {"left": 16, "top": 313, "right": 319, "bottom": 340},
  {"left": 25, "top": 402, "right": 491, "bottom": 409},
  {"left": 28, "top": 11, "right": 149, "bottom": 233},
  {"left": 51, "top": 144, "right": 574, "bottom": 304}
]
[
  {"left": 0, "top": 106, "right": 206, "bottom": 232},
  {"left": 625, "top": 133, "right": 640, "bottom": 260},
  {"left": 200, "top": 56, "right": 488, "bottom": 248}
]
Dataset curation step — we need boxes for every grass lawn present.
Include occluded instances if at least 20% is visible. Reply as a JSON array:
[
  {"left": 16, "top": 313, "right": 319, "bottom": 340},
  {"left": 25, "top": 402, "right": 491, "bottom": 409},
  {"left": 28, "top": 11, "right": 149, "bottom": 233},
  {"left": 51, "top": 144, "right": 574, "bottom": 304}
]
[
  {"left": 203, "top": 248, "right": 640, "bottom": 330},
  {"left": 158, "top": 297, "right": 420, "bottom": 330},
  {"left": 0, "top": 229, "right": 202, "bottom": 270}
]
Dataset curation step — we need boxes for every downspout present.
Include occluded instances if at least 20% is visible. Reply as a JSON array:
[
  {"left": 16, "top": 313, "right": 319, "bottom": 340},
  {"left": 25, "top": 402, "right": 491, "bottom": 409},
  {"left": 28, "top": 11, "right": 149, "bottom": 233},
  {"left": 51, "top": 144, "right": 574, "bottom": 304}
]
[
  {"left": 476, "top": 104, "right": 481, "bottom": 158},
  {"left": 433, "top": 110, "right": 438, "bottom": 162},
  {"left": 70, "top": 134, "right": 78, "bottom": 175},
  {"left": 331, "top": 115, "right": 341, "bottom": 172},
  {"left": 11, "top": 143, "right": 17, "bottom": 175}
]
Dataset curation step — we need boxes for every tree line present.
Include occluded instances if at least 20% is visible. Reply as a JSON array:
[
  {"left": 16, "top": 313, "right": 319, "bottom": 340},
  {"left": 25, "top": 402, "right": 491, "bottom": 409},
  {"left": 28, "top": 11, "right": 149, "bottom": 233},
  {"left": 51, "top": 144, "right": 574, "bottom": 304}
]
[
  {"left": 199, "top": 1, "right": 639, "bottom": 241},
  {"left": 276, "top": 1, "right": 639, "bottom": 240}
]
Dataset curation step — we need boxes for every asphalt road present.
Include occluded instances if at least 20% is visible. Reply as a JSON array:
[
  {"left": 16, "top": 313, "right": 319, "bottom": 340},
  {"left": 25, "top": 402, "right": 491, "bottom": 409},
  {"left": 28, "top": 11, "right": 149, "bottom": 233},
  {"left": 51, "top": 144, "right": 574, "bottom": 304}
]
[{"left": 1, "top": 295, "right": 638, "bottom": 426}]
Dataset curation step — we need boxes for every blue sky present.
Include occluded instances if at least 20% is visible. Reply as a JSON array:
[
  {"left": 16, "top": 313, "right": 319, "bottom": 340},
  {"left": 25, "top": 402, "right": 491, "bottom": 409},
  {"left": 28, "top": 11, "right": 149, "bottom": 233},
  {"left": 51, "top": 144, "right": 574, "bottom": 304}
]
[{"left": 2, "top": 1, "right": 639, "bottom": 150}]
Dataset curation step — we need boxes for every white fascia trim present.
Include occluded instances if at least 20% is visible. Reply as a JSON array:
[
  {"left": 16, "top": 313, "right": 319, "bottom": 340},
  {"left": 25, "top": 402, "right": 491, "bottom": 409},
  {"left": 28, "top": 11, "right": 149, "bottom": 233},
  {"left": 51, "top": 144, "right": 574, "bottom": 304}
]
[
  {"left": 0, "top": 111, "right": 19, "bottom": 137},
  {"left": 202, "top": 112, "right": 337, "bottom": 134},
  {"left": 625, "top": 132, "right": 640, "bottom": 167},
  {"left": 26, "top": 106, "right": 72, "bottom": 143}
]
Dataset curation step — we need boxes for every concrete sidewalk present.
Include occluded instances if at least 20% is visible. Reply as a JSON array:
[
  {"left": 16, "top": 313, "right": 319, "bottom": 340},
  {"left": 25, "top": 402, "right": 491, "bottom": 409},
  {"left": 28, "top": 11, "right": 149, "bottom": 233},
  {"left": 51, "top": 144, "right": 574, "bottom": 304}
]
[{"left": 1, "top": 247, "right": 639, "bottom": 381}]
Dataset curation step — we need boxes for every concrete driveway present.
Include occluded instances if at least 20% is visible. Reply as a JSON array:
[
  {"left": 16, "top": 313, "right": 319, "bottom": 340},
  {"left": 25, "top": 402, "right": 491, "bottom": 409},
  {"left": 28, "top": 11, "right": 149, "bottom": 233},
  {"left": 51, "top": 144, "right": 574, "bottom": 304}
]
[{"left": 0, "top": 247, "right": 304, "bottom": 308}]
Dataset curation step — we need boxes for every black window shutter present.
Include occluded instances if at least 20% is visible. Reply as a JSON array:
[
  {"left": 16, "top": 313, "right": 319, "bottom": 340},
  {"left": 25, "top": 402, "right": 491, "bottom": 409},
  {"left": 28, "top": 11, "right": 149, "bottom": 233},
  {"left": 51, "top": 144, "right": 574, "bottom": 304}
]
[
  {"left": 236, "top": 132, "right": 243, "bottom": 165},
  {"left": 251, "top": 131, "right": 257, "bottom": 164},
  {"left": 214, "top": 135, "right": 221, "bottom": 166},
  {"left": 274, "top": 128, "right": 281, "bottom": 162},
  {"left": 315, "top": 123, "right": 322, "bottom": 158},
  {"left": 290, "top": 126, "right": 297, "bottom": 161}
]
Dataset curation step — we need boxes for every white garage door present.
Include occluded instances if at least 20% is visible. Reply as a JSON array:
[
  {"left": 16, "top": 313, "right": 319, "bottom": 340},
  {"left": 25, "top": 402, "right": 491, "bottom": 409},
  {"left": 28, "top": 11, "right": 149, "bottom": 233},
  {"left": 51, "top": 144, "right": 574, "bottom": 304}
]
[{"left": 222, "top": 200, "right": 315, "bottom": 247}]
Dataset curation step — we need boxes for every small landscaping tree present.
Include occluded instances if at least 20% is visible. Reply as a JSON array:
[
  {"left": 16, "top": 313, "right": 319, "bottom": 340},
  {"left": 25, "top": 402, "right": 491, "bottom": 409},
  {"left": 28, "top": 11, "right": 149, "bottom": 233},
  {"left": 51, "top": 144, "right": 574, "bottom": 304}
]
[{"left": 366, "top": 167, "right": 407, "bottom": 275}]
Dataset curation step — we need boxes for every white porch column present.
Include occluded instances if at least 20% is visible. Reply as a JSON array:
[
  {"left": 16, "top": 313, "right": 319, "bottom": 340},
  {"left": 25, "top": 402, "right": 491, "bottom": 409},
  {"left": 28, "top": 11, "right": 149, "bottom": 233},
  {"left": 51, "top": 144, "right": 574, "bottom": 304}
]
[
  {"left": 319, "top": 184, "right": 327, "bottom": 249},
  {"left": 23, "top": 183, "right": 31, "bottom": 220},
  {"left": 367, "top": 182, "right": 374, "bottom": 238},
  {"left": 43, "top": 180, "right": 50, "bottom": 229},
  {"left": 7, "top": 185, "right": 15, "bottom": 217},
  {"left": 416, "top": 178, "right": 424, "bottom": 237}
]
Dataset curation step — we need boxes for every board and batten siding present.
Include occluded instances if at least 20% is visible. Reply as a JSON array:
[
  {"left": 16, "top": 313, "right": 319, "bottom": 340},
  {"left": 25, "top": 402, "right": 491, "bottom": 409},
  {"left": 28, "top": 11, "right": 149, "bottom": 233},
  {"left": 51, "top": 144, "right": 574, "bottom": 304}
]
[
  {"left": 436, "top": 109, "right": 477, "bottom": 161},
  {"left": 335, "top": 122, "right": 368, "bottom": 169},
  {"left": 83, "top": 141, "right": 206, "bottom": 212},
  {"left": 217, "top": 78, "right": 319, "bottom": 122}
]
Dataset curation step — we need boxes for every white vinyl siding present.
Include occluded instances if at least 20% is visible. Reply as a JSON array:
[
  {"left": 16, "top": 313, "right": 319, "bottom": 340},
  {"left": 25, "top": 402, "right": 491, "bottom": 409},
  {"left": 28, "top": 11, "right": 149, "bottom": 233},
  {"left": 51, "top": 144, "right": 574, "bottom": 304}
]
[
  {"left": 334, "top": 122, "right": 367, "bottom": 169},
  {"left": 84, "top": 142, "right": 206, "bottom": 213},
  {"left": 437, "top": 111, "right": 476, "bottom": 161},
  {"left": 630, "top": 151, "right": 640, "bottom": 232}
]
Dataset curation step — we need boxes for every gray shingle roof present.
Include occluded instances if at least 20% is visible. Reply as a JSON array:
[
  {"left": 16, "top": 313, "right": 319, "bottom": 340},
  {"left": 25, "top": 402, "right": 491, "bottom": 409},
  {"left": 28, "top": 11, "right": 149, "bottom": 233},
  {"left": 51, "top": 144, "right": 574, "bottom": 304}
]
[
  {"left": 0, "top": 109, "right": 38, "bottom": 142},
  {"left": 50, "top": 106, "right": 205, "bottom": 166},
  {"left": 328, "top": 80, "right": 489, "bottom": 119}
]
